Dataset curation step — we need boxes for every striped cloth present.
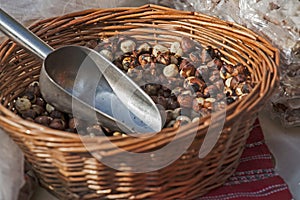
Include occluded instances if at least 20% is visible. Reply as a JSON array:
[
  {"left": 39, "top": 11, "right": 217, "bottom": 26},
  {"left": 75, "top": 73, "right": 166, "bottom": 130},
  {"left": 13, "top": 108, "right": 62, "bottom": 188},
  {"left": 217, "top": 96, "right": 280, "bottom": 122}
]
[{"left": 200, "top": 120, "right": 293, "bottom": 200}]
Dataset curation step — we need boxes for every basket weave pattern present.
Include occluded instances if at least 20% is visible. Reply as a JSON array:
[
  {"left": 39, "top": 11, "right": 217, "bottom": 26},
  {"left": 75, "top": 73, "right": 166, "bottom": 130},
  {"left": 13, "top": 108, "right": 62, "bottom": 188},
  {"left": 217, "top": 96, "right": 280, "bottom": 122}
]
[{"left": 0, "top": 4, "right": 278, "bottom": 199}]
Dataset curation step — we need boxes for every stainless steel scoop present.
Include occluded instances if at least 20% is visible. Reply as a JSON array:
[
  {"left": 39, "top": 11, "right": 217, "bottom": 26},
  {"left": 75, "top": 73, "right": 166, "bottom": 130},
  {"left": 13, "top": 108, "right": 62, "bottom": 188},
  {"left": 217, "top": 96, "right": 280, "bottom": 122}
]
[{"left": 0, "top": 8, "right": 162, "bottom": 133}]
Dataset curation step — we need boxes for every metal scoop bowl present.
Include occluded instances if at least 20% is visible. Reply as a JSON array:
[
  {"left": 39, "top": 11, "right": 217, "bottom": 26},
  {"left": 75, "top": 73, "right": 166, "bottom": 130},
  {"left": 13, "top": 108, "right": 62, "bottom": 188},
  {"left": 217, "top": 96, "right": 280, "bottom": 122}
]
[{"left": 0, "top": 8, "right": 162, "bottom": 134}]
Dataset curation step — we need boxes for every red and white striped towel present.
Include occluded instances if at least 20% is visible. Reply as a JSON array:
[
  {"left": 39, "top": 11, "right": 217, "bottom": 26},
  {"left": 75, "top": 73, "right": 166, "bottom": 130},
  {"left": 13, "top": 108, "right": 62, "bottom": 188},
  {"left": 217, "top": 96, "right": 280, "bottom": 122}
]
[{"left": 200, "top": 120, "right": 293, "bottom": 200}]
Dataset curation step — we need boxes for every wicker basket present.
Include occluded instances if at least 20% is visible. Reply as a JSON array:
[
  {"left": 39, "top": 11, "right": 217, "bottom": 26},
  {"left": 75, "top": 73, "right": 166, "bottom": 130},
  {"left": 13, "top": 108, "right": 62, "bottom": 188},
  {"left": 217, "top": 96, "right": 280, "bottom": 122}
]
[{"left": 0, "top": 4, "right": 278, "bottom": 200}]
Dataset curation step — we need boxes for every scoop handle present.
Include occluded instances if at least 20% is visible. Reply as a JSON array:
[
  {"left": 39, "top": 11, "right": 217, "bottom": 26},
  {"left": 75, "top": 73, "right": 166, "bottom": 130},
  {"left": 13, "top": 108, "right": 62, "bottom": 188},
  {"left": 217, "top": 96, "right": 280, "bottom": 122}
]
[{"left": 0, "top": 8, "right": 53, "bottom": 59}]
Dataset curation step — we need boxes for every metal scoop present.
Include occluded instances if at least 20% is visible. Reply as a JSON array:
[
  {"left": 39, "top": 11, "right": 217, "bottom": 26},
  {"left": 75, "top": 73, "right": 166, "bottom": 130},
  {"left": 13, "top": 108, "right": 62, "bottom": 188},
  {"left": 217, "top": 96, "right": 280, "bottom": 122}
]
[{"left": 0, "top": 8, "right": 162, "bottom": 133}]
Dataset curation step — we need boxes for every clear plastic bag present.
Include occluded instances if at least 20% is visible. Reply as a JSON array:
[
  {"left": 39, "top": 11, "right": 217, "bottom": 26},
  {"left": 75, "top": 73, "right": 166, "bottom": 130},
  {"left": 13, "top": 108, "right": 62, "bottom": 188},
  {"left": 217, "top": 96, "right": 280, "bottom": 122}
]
[
  {"left": 174, "top": 0, "right": 300, "bottom": 127},
  {"left": 0, "top": 131, "right": 24, "bottom": 200},
  {"left": 238, "top": 0, "right": 300, "bottom": 127},
  {"left": 0, "top": 0, "right": 148, "bottom": 41},
  {"left": 0, "top": 0, "right": 147, "bottom": 25}
]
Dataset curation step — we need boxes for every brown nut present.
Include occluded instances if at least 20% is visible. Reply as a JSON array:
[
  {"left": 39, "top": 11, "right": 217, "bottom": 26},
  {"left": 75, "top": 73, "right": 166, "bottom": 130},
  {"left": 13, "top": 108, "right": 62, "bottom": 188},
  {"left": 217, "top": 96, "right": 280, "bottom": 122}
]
[
  {"left": 152, "top": 44, "right": 168, "bottom": 57},
  {"left": 163, "top": 64, "right": 179, "bottom": 78},
  {"left": 85, "top": 40, "right": 98, "bottom": 49},
  {"left": 167, "top": 97, "right": 180, "bottom": 110},
  {"left": 195, "top": 65, "right": 209, "bottom": 80},
  {"left": 179, "top": 59, "right": 189, "bottom": 70},
  {"left": 179, "top": 60, "right": 195, "bottom": 78},
  {"left": 199, "top": 107, "right": 211, "bottom": 116},
  {"left": 201, "top": 48, "right": 212, "bottom": 64},
  {"left": 170, "top": 55, "right": 179, "bottom": 65},
  {"left": 68, "top": 118, "right": 79, "bottom": 132},
  {"left": 170, "top": 42, "right": 183, "bottom": 57},
  {"left": 99, "top": 49, "right": 113, "bottom": 61},
  {"left": 232, "top": 63, "right": 246, "bottom": 76},
  {"left": 209, "top": 70, "right": 222, "bottom": 83},
  {"left": 122, "top": 56, "right": 133, "bottom": 71},
  {"left": 235, "top": 83, "right": 252, "bottom": 96},
  {"left": 189, "top": 50, "right": 201, "bottom": 63},
  {"left": 137, "top": 42, "right": 151, "bottom": 53},
  {"left": 203, "top": 85, "right": 219, "bottom": 97},
  {"left": 214, "top": 58, "right": 223, "bottom": 69},
  {"left": 25, "top": 81, "right": 41, "bottom": 97},
  {"left": 224, "top": 87, "right": 234, "bottom": 96},
  {"left": 157, "top": 52, "right": 171, "bottom": 65},
  {"left": 176, "top": 115, "right": 192, "bottom": 126},
  {"left": 46, "top": 103, "right": 55, "bottom": 113},
  {"left": 226, "top": 96, "right": 237, "bottom": 105},
  {"left": 21, "top": 109, "right": 37, "bottom": 119},
  {"left": 223, "top": 64, "right": 234, "bottom": 74},
  {"left": 183, "top": 76, "right": 206, "bottom": 92},
  {"left": 215, "top": 79, "right": 225, "bottom": 91},
  {"left": 238, "top": 94, "right": 248, "bottom": 101},
  {"left": 35, "top": 97, "right": 46, "bottom": 107},
  {"left": 165, "top": 110, "right": 174, "bottom": 124},
  {"left": 127, "top": 68, "right": 143, "bottom": 82},
  {"left": 181, "top": 37, "right": 196, "bottom": 53},
  {"left": 157, "top": 87, "right": 172, "bottom": 98},
  {"left": 120, "top": 39, "right": 136, "bottom": 53},
  {"left": 34, "top": 116, "right": 52, "bottom": 126},
  {"left": 225, "top": 76, "right": 239, "bottom": 89},
  {"left": 22, "top": 91, "right": 36, "bottom": 103},
  {"left": 166, "top": 120, "right": 176, "bottom": 128},
  {"left": 155, "top": 96, "right": 167, "bottom": 109},
  {"left": 171, "top": 87, "right": 185, "bottom": 96},
  {"left": 31, "top": 104, "right": 45, "bottom": 115},
  {"left": 219, "top": 66, "right": 232, "bottom": 80},
  {"left": 216, "top": 93, "right": 226, "bottom": 101},
  {"left": 49, "top": 118, "right": 66, "bottom": 130},
  {"left": 138, "top": 54, "right": 151, "bottom": 68},
  {"left": 145, "top": 84, "right": 161, "bottom": 96},
  {"left": 50, "top": 110, "right": 64, "bottom": 119},
  {"left": 192, "top": 97, "right": 205, "bottom": 112},
  {"left": 203, "top": 98, "right": 216, "bottom": 110},
  {"left": 180, "top": 67, "right": 195, "bottom": 78},
  {"left": 15, "top": 97, "right": 31, "bottom": 112},
  {"left": 177, "top": 90, "right": 193, "bottom": 108},
  {"left": 236, "top": 74, "right": 247, "bottom": 83}
]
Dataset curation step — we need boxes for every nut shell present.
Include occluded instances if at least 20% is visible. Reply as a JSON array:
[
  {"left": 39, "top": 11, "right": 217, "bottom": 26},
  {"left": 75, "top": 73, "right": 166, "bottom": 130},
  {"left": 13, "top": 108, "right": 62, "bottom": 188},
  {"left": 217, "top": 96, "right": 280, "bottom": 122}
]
[{"left": 163, "top": 64, "right": 179, "bottom": 78}]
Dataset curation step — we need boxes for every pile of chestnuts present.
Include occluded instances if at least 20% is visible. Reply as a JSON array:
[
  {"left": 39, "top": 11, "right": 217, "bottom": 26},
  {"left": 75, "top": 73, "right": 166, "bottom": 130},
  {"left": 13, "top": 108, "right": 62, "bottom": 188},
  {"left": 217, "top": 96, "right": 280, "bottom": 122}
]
[{"left": 13, "top": 35, "right": 253, "bottom": 135}]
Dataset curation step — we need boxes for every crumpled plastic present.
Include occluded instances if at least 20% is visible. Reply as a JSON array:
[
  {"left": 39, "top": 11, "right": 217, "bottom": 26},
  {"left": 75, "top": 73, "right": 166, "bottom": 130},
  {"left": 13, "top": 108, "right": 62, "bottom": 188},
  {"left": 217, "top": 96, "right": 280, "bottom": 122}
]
[
  {"left": 0, "top": 131, "right": 24, "bottom": 200},
  {"left": 155, "top": 0, "right": 300, "bottom": 127},
  {"left": 0, "top": 0, "right": 148, "bottom": 41},
  {"left": 237, "top": 0, "right": 300, "bottom": 127}
]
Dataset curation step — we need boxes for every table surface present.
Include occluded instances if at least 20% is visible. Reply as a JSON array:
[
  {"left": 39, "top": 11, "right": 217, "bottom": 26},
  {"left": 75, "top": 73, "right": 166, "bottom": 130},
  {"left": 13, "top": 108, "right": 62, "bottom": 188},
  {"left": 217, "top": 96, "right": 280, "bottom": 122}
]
[{"left": 31, "top": 110, "right": 300, "bottom": 200}]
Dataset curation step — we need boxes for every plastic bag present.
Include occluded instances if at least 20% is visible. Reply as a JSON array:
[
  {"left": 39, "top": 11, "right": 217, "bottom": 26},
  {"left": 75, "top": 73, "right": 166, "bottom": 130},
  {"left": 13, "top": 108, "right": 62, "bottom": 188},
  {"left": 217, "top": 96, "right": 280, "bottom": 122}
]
[
  {"left": 0, "top": 131, "right": 24, "bottom": 200},
  {"left": 165, "top": 0, "right": 300, "bottom": 127},
  {"left": 236, "top": 0, "right": 300, "bottom": 127},
  {"left": 0, "top": 0, "right": 148, "bottom": 41},
  {"left": 0, "top": 0, "right": 147, "bottom": 25}
]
